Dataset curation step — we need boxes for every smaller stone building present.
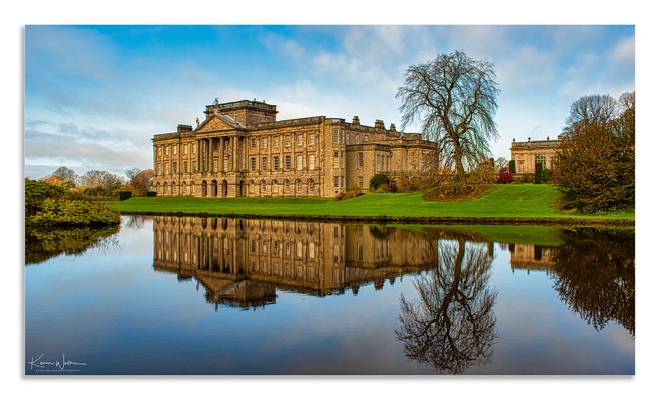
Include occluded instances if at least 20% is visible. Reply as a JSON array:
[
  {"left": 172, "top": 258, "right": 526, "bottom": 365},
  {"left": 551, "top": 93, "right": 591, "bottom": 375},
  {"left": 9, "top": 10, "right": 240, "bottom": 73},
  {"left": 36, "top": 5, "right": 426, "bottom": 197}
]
[{"left": 510, "top": 136, "right": 562, "bottom": 174}]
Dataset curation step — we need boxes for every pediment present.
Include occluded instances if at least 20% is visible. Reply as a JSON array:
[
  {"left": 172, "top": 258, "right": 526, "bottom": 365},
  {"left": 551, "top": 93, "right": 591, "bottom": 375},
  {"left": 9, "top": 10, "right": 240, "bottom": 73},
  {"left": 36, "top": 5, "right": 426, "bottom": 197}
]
[{"left": 194, "top": 113, "right": 246, "bottom": 133}]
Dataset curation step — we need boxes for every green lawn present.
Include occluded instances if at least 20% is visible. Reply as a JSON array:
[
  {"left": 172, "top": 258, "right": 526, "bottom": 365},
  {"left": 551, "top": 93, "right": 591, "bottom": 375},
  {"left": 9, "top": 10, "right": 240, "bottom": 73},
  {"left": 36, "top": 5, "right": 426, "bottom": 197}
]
[{"left": 110, "top": 184, "right": 634, "bottom": 223}]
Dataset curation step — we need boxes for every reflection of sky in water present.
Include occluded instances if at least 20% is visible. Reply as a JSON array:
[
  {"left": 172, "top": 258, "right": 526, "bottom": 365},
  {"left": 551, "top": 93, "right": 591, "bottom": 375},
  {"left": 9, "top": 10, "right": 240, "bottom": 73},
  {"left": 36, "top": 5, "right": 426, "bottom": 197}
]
[{"left": 25, "top": 217, "right": 634, "bottom": 374}]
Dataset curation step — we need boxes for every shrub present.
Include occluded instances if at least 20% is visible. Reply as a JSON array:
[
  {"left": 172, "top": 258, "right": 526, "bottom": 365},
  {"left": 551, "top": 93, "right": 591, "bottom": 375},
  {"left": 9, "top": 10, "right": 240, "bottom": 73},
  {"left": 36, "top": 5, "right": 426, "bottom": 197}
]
[
  {"left": 369, "top": 173, "right": 392, "bottom": 191},
  {"left": 397, "top": 174, "right": 439, "bottom": 192},
  {"left": 25, "top": 179, "right": 65, "bottom": 217},
  {"left": 119, "top": 191, "right": 132, "bottom": 201},
  {"left": 335, "top": 191, "right": 365, "bottom": 201},
  {"left": 508, "top": 159, "right": 516, "bottom": 174},
  {"left": 497, "top": 169, "right": 513, "bottom": 184},
  {"left": 27, "top": 198, "right": 120, "bottom": 228},
  {"left": 145, "top": 191, "right": 157, "bottom": 197},
  {"left": 534, "top": 162, "right": 548, "bottom": 184}
]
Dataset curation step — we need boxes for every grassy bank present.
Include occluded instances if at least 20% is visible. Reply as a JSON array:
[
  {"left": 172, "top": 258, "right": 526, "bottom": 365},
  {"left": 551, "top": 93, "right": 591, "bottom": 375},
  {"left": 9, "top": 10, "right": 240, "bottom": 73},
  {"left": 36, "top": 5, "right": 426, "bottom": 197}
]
[{"left": 110, "top": 184, "right": 634, "bottom": 225}]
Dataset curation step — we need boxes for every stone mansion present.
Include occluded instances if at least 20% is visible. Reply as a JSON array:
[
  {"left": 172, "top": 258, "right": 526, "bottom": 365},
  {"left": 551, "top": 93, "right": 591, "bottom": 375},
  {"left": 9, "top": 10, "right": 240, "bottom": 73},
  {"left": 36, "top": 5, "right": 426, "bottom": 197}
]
[{"left": 152, "top": 99, "right": 437, "bottom": 197}]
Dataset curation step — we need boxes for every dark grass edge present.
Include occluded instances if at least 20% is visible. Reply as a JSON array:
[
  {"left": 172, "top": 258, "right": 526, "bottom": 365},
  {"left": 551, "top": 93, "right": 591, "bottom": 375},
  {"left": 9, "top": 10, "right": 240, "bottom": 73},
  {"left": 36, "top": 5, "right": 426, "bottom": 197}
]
[{"left": 118, "top": 210, "right": 634, "bottom": 227}]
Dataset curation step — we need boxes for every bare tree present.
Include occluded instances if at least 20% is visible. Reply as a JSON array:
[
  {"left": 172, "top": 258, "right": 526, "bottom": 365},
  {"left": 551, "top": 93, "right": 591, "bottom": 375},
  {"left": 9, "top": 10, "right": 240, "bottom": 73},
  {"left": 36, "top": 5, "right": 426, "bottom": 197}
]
[
  {"left": 397, "top": 50, "right": 500, "bottom": 179},
  {"left": 396, "top": 238, "right": 497, "bottom": 374},
  {"left": 564, "top": 94, "right": 618, "bottom": 130},
  {"left": 81, "top": 170, "right": 124, "bottom": 190},
  {"left": 50, "top": 166, "right": 79, "bottom": 184}
]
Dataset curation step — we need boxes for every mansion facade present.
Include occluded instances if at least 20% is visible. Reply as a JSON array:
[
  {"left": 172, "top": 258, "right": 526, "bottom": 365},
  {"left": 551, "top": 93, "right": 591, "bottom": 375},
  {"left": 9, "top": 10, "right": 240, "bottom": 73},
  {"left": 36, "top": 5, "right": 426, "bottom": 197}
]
[
  {"left": 152, "top": 99, "right": 437, "bottom": 197},
  {"left": 510, "top": 136, "right": 562, "bottom": 174}
]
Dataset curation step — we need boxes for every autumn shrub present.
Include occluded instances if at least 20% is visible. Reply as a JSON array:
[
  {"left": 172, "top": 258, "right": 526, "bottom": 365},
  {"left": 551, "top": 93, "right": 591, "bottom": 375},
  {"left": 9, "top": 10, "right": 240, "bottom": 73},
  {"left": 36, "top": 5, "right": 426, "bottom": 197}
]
[
  {"left": 369, "top": 173, "right": 392, "bottom": 191},
  {"left": 534, "top": 162, "right": 548, "bottom": 184},
  {"left": 335, "top": 191, "right": 365, "bottom": 201},
  {"left": 397, "top": 174, "right": 439, "bottom": 192},
  {"left": 497, "top": 169, "right": 513, "bottom": 184}
]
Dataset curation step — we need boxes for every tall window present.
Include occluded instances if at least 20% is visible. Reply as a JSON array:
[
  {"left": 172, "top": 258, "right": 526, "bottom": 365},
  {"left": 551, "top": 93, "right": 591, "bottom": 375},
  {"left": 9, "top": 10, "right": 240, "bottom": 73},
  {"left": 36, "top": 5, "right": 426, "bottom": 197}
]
[
  {"left": 333, "top": 176, "right": 339, "bottom": 188},
  {"left": 261, "top": 156, "right": 268, "bottom": 170},
  {"left": 535, "top": 154, "right": 546, "bottom": 170},
  {"left": 273, "top": 156, "right": 280, "bottom": 171},
  {"left": 183, "top": 161, "right": 188, "bottom": 173},
  {"left": 358, "top": 152, "right": 364, "bottom": 169},
  {"left": 274, "top": 136, "right": 280, "bottom": 148},
  {"left": 172, "top": 162, "right": 177, "bottom": 173},
  {"left": 285, "top": 155, "right": 292, "bottom": 170},
  {"left": 285, "top": 135, "right": 291, "bottom": 147},
  {"left": 296, "top": 133, "right": 303, "bottom": 146},
  {"left": 309, "top": 133, "right": 316, "bottom": 145},
  {"left": 358, "top": 176, "right": 364, "bottom": 188},
  {"left": 296, "top": 155, "right": 303, "bottom": 170},
  {"left": 173, "top": 145, "right": 177, "bottom": 155},
  {"left": 183, "top": 144, "right": 188, "bottom": 154},
  {"left": 262, "top": 137, "right": 268, "bottom": 149},
  {"left": 250, "top": 157, "right": 257, "bottom": 171},
  {"left": 332, "top": 129, "right": 338, "bottom": 143},
  {"left": 250, "top": 138, "right": 256, "bottom": 149},
  {"left": 333, "top": 151, "right": 339, "bottom": 168},
  {"left": 308, "top": 154, "right": 316, "bottom": 170}
]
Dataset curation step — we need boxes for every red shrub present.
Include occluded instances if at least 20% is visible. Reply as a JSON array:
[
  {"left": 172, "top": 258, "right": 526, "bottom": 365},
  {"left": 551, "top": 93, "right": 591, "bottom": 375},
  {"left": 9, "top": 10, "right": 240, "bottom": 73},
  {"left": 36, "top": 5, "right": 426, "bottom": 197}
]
[{"left": 497, "top": 169, "right": 513, "bottom": 184}]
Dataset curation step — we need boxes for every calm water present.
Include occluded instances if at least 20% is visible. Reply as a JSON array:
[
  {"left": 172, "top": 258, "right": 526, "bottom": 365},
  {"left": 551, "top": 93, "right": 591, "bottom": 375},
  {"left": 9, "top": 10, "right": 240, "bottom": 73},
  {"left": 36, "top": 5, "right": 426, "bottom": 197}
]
[{"left": 25, "top": 216, "right": 634, "bottom": 375}]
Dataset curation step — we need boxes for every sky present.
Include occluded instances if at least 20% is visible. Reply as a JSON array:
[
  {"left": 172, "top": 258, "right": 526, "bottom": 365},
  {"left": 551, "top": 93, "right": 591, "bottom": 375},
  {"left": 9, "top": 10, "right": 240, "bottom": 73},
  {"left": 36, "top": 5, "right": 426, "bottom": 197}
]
[{"left": 24, "top": 25, "right": 635, "bottom": 178}]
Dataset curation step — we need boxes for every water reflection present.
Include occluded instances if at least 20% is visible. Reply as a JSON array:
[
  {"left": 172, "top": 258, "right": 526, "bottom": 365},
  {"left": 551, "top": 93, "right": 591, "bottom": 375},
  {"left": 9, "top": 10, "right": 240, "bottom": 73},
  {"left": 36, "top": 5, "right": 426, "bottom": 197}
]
[
  {"left": 25, "top": 227, "right": 119, "bottom": 265},
  {"left": 396, "top": 237, "right": 497, "bottom": 374},
  {"left": 152, "top": 216, "right": 438, "bottom": 309},
  {"left": 509, "top": 229, "right": 635, "bottom": 335}
]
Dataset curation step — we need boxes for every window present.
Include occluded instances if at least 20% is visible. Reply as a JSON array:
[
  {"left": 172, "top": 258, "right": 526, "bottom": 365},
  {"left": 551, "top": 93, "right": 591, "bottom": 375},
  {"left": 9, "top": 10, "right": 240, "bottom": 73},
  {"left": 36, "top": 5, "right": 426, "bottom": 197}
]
[
  {"left": 333, "top": 176, "right": 339, "bottom": 188},
  {"left": 285, "top": 155, "right": 292, "bottom": 170},
  {"left": 340, "top": 176, "right": 344, "bottom": 187},
  {"left": 535, "top": 154, "right": 546, "bottom": 170},
  {"left": 158, "top": 146, "right": 162, "bottom": 156},
  {"left": 261, "top": 156, "right": 268, "bottom": 170},
  {"left": 333, "top": 151, "right": 339, "bottom": 168},
  {"left": 193, "top": 143, "right": 197, "bottom": 153},
  {"left": 173, "top": 145, "right": 177, "bottom": 155},
  {"left": 172, "top": 162, "right": 177, "bottom": 173},
  {"left": 364, "top": 135, "right": 369, "bottom": 142},
  {"left": 250, "top": 157, "right": 257, "bottom": 171},
  {"left": 296, "top": 133, "right": 303, "bottom": 146},
  {"left": 308, "top": 154, "right": 316, "bottom": 170},
  {"left": 358, "top": 176, "right": 364, "bottom": 188},
  {"left": 165, "top": 146, "right": 169, "bottom": 156},
  {"left": 309, "top": 242, "right": 316, "bottom": 259},
  {"left": 358, "top": 152, "right": 364, "bottom": 169},
  {"left": 183, "top": 144, "right": 188, "bottom": 154},
  {"left": 332, "top": 129, "right": 338, "bottom": 143},
  {"left": 296, "top": 155, "right": 303, "bottom": 170},
  {"left": 165, "top": 162, "right": 170, "bottom": 174},
  {"left": 309, "top": 179, "right": 315, "bottom": 192},
  {"left": 309, "top": 133, "right": 316, "bottom": 145},
  {"left": 250, "top": 138, "right": 257, "bottom": 149},
  {"left": 192, "top": 161, "right": 197, "bottom": 172},
  {"left": 285, "top": 135, "right": 291, "bottom": 147},
  {"left": 273, "top": 156, "right": 280, "bottom": 171},
  {"left": 183, "top": 161, "right": 188, "bottom": 173},
  {"left": 274, "top": 136, "right": 280, "bottom": 147},
  {"left": 156, "top": 162, "right": 161, "bottom": 175},
  {"left": 262, "top": 137, "right": 268, "bottom": 149}
]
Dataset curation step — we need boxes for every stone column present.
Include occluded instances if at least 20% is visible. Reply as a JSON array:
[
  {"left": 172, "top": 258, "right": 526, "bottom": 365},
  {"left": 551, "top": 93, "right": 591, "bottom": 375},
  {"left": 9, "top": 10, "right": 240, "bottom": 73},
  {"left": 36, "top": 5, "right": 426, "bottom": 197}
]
[
  {"left": 220, "top": 137, "right": 225, "bottom": 173},
  {"left": 232, "top": 136, "right": 238, "bottom": 171}
]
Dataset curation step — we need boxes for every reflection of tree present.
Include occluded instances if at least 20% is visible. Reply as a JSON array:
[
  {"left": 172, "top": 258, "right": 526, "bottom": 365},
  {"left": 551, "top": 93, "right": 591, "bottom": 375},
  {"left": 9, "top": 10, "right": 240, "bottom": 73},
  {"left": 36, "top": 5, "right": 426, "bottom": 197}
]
[
  {"left": 551, "top": 228, "right": 635, "bottom": 335},
  {"left": 396, "top": 238, "right": 496, "bottom": 374},
  {"left": 25, "top": 227, "right": 119, "bottom": 265},
  {"left": 123, "top": 215, "right": 145, "bottom": 231}
]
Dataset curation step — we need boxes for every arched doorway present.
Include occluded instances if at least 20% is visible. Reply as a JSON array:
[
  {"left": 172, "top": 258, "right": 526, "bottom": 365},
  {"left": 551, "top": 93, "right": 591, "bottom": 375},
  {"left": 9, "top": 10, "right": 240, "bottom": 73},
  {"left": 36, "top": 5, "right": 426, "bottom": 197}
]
[
  {"left": 201, "top": 180, "right": 208, "bottom": 197},
  {"left": 190, "top": 181, "right": 195, "bottom": 195},
  {"left": 221, "top": 180, "right": 228, "bottom": 198},
  {"left": 260, "top": 179, "right": 266, "bottom": 197},
  {"left": 211, "top": 180, "right": 218, "bottom": 197},
  {"left": 238, "top": 180, "right": 244, "bottom": 197},
  {"left": 171, "top": 181, "right": 177, "bottom": 196}
]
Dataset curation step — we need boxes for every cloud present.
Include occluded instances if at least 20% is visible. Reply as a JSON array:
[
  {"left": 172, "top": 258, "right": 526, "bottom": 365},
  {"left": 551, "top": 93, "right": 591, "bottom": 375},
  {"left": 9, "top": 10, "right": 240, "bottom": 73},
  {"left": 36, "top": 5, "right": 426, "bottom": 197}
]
[{"left": 262, "top": 32, "right": 305, "bottom": 60}]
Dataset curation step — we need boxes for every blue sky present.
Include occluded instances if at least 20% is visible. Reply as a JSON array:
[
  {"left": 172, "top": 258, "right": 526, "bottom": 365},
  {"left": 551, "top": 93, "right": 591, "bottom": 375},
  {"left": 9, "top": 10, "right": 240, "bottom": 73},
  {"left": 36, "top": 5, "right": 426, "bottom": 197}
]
[{"left": 24, "top": 25, "right": 634, "bottom": 178}]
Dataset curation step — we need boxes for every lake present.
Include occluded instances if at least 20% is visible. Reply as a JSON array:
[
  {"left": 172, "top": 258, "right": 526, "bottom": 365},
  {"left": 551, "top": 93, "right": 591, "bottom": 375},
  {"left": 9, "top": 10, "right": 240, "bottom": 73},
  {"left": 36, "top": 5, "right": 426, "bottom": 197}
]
[{"left": 25, "top": 216, "right": 635, "bottom": 375}]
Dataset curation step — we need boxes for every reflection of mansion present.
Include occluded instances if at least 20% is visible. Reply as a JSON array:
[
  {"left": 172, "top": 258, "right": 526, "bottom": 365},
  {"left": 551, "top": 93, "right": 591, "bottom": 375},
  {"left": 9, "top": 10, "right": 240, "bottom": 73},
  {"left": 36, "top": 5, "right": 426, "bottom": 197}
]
[
  {"left": 151, "top": 99, "right": 437, "bottom": 198},
  {"left": 152, "top": 216, "right": 438, "bottom": 308},
  {"left": 509, "top": 243, "right": 557, "bottom": 271},
  {"left": 510, "top": 136, "right": 562, "bottom": 174}
]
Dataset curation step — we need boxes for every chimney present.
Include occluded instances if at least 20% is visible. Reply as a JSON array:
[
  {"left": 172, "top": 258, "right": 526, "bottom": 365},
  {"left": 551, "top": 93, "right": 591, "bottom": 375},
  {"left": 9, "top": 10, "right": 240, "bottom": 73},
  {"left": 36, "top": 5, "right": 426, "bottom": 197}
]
[
  {"left": 389, "top": 123, "right": 397, "bottom": 132},
  {"left": 528, "top": 137, "right": 531, "bottom": 142},
  {"left": 352, "top": 115, "right": 360, "bottom": 125},
  {"left": 374, "top": 119, "right": 385, "bottom": 130},
  {"left": 547, "top": 136, "right": 550, "bottom": 141},
  {"left": 177, "top": 124, "right": 193, "bottom": 133}
]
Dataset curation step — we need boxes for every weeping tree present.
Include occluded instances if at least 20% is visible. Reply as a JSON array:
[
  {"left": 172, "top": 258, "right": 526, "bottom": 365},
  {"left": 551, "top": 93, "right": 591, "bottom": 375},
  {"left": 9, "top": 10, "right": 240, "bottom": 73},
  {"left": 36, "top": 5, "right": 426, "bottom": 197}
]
[
  {"left": 396, "top": 238, "right": 497, "bottom": 374},
  {"left": 397, "top": 50, "right": 500, "bottom": 180}
]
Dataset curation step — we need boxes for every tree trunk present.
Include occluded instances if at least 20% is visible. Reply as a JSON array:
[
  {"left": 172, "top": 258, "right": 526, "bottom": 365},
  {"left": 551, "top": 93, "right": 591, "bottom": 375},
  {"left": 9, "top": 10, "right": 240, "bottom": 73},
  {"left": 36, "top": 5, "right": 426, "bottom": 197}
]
[{"left": 454, "top": 147, "right": 466, "bottom": 180}]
